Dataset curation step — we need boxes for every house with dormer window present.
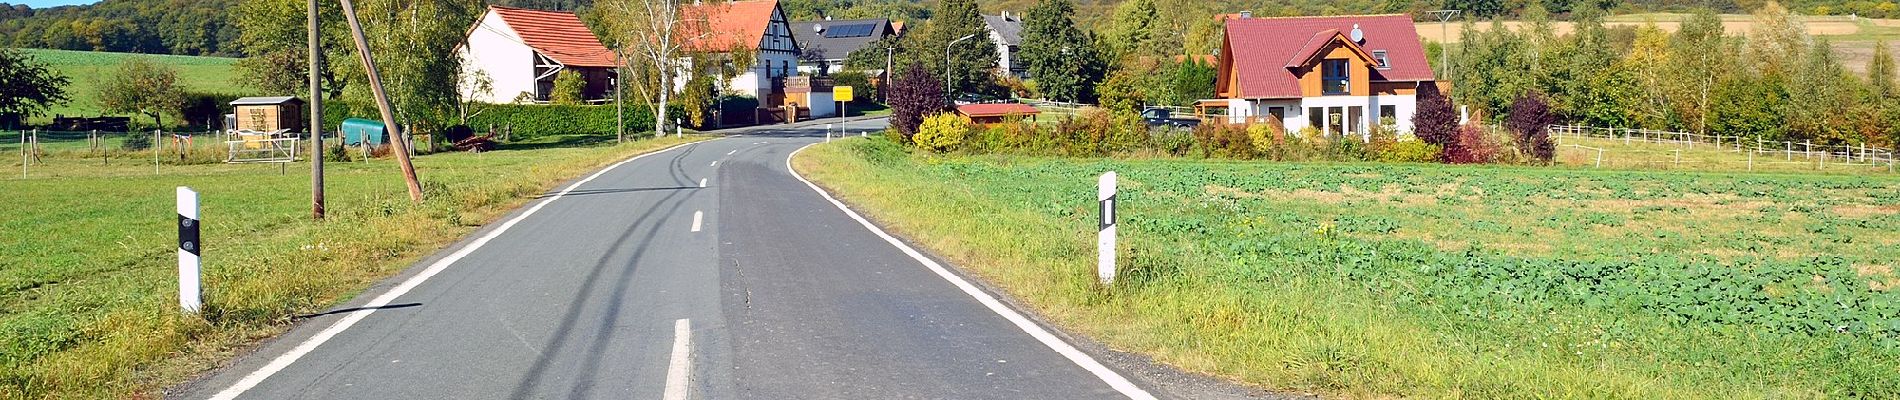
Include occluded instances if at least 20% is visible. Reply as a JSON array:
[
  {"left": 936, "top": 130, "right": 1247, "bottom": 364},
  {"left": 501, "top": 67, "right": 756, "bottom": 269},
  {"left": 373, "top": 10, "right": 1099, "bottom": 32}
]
[{"left": 1214, "top": 14, "right": 1435, "bottom": 136}]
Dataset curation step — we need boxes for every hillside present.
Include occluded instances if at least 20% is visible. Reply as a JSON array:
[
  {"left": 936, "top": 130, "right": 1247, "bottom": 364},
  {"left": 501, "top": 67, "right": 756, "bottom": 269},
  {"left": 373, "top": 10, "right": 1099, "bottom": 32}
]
[
  {"left": 20, "top": 49, "right": 248, "bottom": 125},
  {"left": 4, "top": 0, "right": 1898, "bottom": 58}
]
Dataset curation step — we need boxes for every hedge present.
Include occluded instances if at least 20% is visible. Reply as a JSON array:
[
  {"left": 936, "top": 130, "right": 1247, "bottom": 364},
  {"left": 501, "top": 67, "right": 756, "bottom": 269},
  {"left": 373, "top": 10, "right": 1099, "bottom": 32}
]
[{"left": 320, "top": 102, "right": 670, "bottom": 138}]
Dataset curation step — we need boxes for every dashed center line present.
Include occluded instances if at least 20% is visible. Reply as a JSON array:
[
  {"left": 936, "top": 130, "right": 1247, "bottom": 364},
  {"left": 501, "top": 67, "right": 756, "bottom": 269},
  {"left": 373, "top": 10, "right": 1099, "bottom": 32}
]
[
  {"left": 699, "top": 178, "right": 707, "bottom": 188},
  {"left": 663, "top": 318, "right": 693, "bottom": 400},
  {"left": 710, "top": 161, "right": 718, "bottom": 167},
  {"left": 727, "top": 150, "right": 737, "bottom": 155},
  {"left": 691, "top": 211, "right": 703, "bottom": 232}
]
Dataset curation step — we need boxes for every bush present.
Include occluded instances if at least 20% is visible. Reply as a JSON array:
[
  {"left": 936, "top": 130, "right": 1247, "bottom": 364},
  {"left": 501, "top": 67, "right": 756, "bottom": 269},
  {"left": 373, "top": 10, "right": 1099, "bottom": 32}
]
[
  {"left": 1506, "top": 91, "right": 1557, "bottom": 163},
  {"left": 1377, "top": 139, "right": 1443, "bottom": 163},
  {"left": 1447, "top": 124, "right": 1498, "bottom": 164},
  {"left": 888, "top": 63, "right": 945, "bottom": 141},
  {"left": 1191, "top": 123, "right": 1254, "bottom": 159},
  {"left": 1149, "top": 126, "right": 1195, "bottom": 156},
  {"left": 1413, "top": 84, "right": 1459, "bottom": 161},
  {"left": 324, "top": 101, "right": 661, "bottom": 139},
  {"left": 830, "top": 71, "right": 879, "bottom": 107},
  {"left": 914, "top": 112, "right": 971, "bottom": 153},
  {"left": 121, "top": 130, "right": 152, "bottom": 150}
]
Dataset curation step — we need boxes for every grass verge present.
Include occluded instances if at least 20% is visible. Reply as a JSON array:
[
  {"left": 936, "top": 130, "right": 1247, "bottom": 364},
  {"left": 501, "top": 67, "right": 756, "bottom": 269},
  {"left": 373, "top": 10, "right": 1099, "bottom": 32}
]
[
  {"left": 794, "top": 137, "right": 1900, "bottom": 398},
  {"left": 0, "top": 134, "right": 706, "bottom": 399}
]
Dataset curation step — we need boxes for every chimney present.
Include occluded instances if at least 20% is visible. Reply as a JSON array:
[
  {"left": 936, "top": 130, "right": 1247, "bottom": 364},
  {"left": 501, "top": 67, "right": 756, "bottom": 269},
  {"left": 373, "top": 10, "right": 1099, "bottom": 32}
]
[{"left": 1239, "top": 11, "right": 1252, "bottom": 19}]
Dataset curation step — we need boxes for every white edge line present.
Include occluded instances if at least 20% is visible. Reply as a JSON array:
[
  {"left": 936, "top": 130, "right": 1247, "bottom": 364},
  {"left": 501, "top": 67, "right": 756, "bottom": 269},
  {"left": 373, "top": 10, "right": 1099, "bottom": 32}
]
[
  {"left": 662, "top": 318, "right": 693, "bottom": 400},
  {"left": 207, "top": 139, "right": 709, "bottom": 400},
  {"left": 783, "top": 144, "right": 1158, "bottom": 400}
]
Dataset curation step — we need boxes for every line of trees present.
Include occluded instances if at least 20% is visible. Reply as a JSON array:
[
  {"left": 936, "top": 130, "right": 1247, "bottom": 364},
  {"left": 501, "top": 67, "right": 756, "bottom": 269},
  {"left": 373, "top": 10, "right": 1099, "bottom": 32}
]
[{"left": 1452, "top": 2, "right": 1900, "bottom": 147}]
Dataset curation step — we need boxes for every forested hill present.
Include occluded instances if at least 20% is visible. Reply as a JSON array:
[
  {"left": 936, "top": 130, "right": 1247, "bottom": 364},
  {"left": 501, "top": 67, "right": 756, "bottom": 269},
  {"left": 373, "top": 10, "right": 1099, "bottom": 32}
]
[
  {"left": 0, "top": 0, "right": 587, "bottom": 57},
  {"left": 2, "top": 0, "right": 1894, "bottom": 57}
]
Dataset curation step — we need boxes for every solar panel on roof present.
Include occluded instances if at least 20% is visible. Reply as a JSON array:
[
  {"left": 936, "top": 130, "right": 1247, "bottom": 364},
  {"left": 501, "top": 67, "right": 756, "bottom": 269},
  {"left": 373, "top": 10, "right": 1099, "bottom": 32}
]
[{"left": 823, "top": 23, "right": 876, "bottom": 38}]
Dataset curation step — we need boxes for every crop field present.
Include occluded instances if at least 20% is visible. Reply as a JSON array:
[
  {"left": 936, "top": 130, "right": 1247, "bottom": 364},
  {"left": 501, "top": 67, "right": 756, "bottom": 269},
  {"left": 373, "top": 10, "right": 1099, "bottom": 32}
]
[
  {"left": 0, "top": 134, "right": 705, "bottom": 398},
  {"left": 797, "top": 138, "right": 1900, "bottom": 398},
  {"left": 19, "top": 49, "right": 248, "bottom": 126},
  {"left": 1416, "top": 14, "right": 1900, "bottom": 74},
  {"left": 1551, "top": 135, "right": 1897, "bottom": 174}
]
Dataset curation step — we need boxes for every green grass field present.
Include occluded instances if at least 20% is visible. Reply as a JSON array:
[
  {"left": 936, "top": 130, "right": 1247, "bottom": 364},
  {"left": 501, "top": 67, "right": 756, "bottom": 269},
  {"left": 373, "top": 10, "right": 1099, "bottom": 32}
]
[
  {"left": 19, "top": 49, "right": 248, "bottom": 126},
  {"left": 797, "top": 138, "right": 1900, "bottom": 398},
  {"left": 0, "top": 134, "right": 704, "bottom": 399}
]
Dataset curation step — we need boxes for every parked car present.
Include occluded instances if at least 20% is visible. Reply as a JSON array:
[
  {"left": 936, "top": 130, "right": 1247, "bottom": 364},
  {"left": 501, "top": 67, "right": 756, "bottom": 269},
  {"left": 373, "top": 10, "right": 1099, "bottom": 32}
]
[{"left": 1141, "top": 107, "right": 1200, "bottom": 128}]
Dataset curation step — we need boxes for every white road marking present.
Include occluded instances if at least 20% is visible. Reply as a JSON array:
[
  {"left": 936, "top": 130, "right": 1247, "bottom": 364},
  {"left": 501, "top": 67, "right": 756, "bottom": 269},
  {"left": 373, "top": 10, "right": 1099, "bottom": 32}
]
[
  {"left": 663, "top": 318, "right": 693, "bottom": 400},
  {"left": 699, "top": 178, "right": 707, "bottom": 188},
  {"left": 785, "top": 144, "right": 1158, "bottom": 400},
  {"left": 727, "top": 150, "right": 737, "bottom": 155},
  {"left": 206, "top": 140, "right": 711, "bottom": 400},
  {"left": 710, "top": 161, "right": 718, "bottom": 167},
  {"left": 691, "top": 211, "right": 703, "bottom": 232}
]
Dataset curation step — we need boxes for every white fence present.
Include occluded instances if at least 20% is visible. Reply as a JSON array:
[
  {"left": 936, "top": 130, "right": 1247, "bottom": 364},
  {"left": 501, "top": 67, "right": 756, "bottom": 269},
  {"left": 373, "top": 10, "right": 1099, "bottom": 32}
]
[{"left": 1547, "top": 124, "right": 1897, "bottom": 172}]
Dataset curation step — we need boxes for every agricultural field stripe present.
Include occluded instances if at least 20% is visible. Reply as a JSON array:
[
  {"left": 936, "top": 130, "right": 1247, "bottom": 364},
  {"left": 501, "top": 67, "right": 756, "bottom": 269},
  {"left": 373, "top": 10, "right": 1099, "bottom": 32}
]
[
  {"left": 207, "top": 140, "right": 707, "bottom": 400},
  {"left": 785, "top": 144, "right": 1158, "bottom": 400}
]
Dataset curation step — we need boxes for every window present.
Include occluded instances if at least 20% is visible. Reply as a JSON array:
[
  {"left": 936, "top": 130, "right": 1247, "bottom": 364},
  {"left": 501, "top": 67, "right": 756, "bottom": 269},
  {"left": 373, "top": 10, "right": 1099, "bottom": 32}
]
[
  {"left": 1268, "top": 107, "right": 1285, "bottom": 122},
  {"left": 1372, "top": 50, "right": 1389, "bottom": 69},
  {"left": 1308, "top": 107, "right": 1323, "bottom": 133},
  {"left": 1321, "top": 59, "right": 1349, "bottom": 95},
  {"left": 1348, "top": 106, "right": 1363, "bottom": 136},
  {"left": 1379, "top": 105, "right": 1397, "bottom": 123}
]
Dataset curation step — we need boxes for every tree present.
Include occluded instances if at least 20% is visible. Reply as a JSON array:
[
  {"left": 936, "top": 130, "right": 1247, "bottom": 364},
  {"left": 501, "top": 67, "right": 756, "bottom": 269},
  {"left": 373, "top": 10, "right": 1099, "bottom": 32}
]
[
  {"left": 1018, "top": 0, "right": 1107, "bottom": 103},
  {"left": 1506, "top": 91, "right": 1556, "bottom": 162},
  {"left": 676, "top": 74, "right": 717, "bottom": 128},
  {"left": 914, "top": 0, "right": 1000, "bottom": 100},
  {"left": 337, "top": 0, "right": 482, "bottom": 135},
  {"left": 1871, "top": 40, "right": 1896, "bottom": 99},
  {"left": 1166, "top": 58, "right": 1217, "bottom": 106},
  {"left": 98, "top": 57, "right": 185, "bottom": 128},
  {"left": 457, "top": 68, "right": 494, "bottom": 124},
  {"left": 1787, "top": 36, "right": 1855, "bottom": 143},
  {"left": 0, "top": 48, "right": 70, "bottom": 129},
  {"left": 550, "top": 70, "right": 586, "bottom": 105},
  {"left": 1664, "top": 9, "right": 1730, "bottom": 134},
  {"left": 1104, "top": 0, "right": 1170, "bottom": 60},
  {"left": 234, "top": 0, "right": 346, "bottom": 99},
  {"left": 887, "top": 63, "right": 944, "bottom": 141},
  {"left": 1412, "top": 83, "right": 1459, "bottom": 162},
  {"left": 597, "top": 0, "right": 715, "bottom": 137}
]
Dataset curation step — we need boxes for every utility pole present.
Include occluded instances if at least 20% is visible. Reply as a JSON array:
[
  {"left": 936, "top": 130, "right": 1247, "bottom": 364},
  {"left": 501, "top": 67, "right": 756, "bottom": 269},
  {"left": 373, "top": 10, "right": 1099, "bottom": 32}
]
[
  {"left": 884, "top": 46, "right": 893, "bottom": 102},
  {"left": 309, "top": 0, "right": 325, "bottom": 220},
  {"left": 340, "top": 0, "right": 423, "bottom": 203},
  {"left": 1426, "top": 10, "right": 1460, "bottom": 80}
]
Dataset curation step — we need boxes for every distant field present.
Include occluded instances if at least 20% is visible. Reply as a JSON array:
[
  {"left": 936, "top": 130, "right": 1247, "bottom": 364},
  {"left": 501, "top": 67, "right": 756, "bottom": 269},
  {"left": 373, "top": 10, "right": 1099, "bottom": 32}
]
[
  {"left": 18, "top": 49, "right": 249, "bottom": 126},
  {"left": 1415, "top": 13, "right": 1900, "bottom": 74},
  {"left": 800, "top": 138, "right": 1900, "bottom": 398}
]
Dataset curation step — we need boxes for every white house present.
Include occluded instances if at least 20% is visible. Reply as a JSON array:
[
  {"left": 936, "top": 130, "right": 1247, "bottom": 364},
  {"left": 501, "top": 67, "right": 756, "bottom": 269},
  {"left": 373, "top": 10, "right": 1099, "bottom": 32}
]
[
  {"left": 456, "top": 6, "right": 618, "bottom": 104},
  {"left": 1214, "top": 14, "right": 1435, "bottom": 136},
  {"left": 982, "top": 13, "right": 1026, "bottom": 78}
]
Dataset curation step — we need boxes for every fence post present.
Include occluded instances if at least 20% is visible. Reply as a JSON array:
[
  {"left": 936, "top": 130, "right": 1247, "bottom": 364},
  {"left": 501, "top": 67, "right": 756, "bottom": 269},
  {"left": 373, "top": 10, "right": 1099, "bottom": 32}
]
[
  {"left": 1748, "top": 149, "right": 1754, "bottom": 172},
  {"left": 154, "top": 130, "right": 162, "bottom": 175},
  {"left": 1785, "top": 141, "right": 1792, "bottom": 160},
  {"left": 18, "top": 130, "right": 25, "bottom": 178},
  {"left": 1804, "top": 140, "right": 1811, "bottom": 160}
]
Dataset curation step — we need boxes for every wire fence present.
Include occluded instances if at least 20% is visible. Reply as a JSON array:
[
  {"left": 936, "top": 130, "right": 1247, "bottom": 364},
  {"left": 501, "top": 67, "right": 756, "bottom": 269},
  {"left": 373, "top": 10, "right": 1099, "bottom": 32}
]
[
  {"left": 6, "top": 129, "right": 311, "bottom": 179},
  {"left": 1548, "top": 125, "right": 1897, "bottom": 174}
]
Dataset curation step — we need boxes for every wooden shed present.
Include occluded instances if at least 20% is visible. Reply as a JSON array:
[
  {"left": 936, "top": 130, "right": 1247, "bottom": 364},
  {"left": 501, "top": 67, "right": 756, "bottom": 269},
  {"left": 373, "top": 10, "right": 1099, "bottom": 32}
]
[
  {"left": 230, "top": 96, "right": 306, "bottom": 133},
  {"left": 955, "top": 103, "right": 1041, "bottom": 125}
]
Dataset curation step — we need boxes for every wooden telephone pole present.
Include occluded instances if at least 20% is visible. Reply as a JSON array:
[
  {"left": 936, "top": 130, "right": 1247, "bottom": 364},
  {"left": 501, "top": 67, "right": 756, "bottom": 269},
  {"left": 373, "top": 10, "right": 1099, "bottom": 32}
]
[
  {"left": 339, "top": 0, "right": 423, "bottom": 203},
  {"left": 310, "top": 0, "right": 326, "bottom": 219}
]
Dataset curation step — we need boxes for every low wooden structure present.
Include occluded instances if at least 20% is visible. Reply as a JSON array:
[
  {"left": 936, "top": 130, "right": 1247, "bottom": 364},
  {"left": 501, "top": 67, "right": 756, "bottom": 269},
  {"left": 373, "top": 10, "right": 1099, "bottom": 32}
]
[
  {"left": 955, "top": 103, "right": 1040, "bottom": 125},
  {"left": 230, "top": 97, "right": 306, "bottom": 133}
]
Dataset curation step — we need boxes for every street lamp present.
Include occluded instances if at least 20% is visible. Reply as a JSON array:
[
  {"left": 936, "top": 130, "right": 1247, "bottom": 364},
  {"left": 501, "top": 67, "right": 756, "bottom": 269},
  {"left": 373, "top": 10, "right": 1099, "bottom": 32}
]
[{"left": 945, "top": 33, "right": 978, "bottom": 103}]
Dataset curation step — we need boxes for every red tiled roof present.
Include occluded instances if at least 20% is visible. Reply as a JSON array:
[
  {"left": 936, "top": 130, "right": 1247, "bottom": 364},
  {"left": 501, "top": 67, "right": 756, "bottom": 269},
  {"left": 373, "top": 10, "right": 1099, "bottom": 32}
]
[
  {"left": 680, "top": 0, "right": 780, "bottom": 51},
  {"left": 490, "top": 6, "right": 617, "bottom": 67},
  {"left": 1222, "top": 14, "right": 1433, "bottom": 99},
  {"left": 956, "top": 103, "right": 1041, "bottom": 118}
]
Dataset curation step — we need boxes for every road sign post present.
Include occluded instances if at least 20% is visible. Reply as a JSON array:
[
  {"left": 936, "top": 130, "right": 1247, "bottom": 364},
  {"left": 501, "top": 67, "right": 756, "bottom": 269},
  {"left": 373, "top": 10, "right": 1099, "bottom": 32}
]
[
  {"left": 1097, "top": 171, "right": 1117, "bottom": 285},
  {"left": 178, "top": 187, "right": 202, "bottom": 314},
  {"left": 836, "top": 86, "right": 854, "bottom": 138}
]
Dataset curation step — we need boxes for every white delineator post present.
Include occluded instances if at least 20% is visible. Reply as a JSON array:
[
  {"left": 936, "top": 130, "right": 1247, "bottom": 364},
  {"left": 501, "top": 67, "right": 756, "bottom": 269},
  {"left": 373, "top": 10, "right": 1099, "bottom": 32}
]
[
  {"left": 1097, "top": 171, "right": 1117, "bottom": 285},
  {"left": 177, "top": 187, "right": 203, "bottom": 314}
]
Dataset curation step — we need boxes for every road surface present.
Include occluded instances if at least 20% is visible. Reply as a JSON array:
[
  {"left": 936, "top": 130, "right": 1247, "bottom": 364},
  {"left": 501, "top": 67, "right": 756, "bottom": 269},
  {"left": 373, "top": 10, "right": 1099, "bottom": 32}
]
[{"left": 169, "top": 119, "right": 1186, "bottom": 399}]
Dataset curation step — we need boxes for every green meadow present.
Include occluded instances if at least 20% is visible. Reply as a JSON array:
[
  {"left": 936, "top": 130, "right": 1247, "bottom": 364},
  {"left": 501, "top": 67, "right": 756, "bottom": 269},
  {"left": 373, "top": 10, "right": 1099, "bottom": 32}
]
[{"left": 797, "top": 137, "right": 1900, "bottom": 398}]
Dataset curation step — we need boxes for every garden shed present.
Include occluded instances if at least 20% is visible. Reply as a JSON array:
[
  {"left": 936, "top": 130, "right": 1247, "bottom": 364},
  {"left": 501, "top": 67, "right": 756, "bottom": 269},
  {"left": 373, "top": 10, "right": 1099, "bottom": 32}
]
[
  {"left": 230, "top": 96, "right": 306, "bottom": 133},
  {"left": 955, "top": 103, "right": 1040, "bottom": 125}
]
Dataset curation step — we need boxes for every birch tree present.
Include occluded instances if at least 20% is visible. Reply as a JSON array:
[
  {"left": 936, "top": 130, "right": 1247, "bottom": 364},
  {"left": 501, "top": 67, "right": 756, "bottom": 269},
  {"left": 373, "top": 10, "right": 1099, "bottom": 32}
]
[{"left": 597, "top": 0, "right": 717, "bottom": 137}]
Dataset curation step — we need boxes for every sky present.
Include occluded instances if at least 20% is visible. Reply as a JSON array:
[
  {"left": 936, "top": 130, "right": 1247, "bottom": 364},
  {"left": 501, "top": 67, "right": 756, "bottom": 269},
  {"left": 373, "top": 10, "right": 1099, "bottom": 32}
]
[{"left": 13, "top": 0, "right": 97, "bottom": 8}]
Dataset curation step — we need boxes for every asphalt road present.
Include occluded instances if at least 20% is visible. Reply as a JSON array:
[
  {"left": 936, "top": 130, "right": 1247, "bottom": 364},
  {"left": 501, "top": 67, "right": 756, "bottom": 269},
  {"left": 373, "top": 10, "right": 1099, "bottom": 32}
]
[{"left": 168, "top": 119, "right": 1178, "bottom": 400}]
